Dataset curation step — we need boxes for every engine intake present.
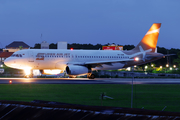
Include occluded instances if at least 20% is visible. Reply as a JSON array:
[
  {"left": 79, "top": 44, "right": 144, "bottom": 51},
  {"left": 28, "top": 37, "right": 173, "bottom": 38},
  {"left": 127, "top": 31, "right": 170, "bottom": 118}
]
[{"left": 66, "top": 65, "right": 91, "bottom": 75}]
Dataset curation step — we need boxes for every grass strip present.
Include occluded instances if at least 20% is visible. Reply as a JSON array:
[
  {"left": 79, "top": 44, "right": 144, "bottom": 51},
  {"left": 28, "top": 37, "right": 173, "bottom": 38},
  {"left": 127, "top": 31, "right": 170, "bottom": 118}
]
[{"left": 0, "top": 84, "right": 180, "bottom": 112}]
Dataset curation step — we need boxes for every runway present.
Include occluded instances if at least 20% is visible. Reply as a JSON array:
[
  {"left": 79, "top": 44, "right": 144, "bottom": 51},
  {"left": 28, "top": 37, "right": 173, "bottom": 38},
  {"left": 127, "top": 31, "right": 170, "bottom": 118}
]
[{"left": 0, "top": 78, "right": 180, "bottom": 84}]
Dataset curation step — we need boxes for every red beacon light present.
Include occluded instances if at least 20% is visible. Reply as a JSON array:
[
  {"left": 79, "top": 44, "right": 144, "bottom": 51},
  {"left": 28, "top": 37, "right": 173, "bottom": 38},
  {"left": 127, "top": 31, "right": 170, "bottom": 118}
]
[
  {"left": 70, "top": 48, "right": 73, "bottom": 50},
  {"left": 9, "top": 80, "right": 12, "bottom": 84},
  {"left": 134, "top": 57, "right": 139, "bottom": 61}
]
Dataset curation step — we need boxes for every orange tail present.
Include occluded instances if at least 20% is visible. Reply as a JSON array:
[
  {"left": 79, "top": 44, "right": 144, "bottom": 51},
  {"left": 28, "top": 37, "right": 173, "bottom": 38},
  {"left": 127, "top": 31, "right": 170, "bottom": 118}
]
[{"left": 133, "top": 23, "right": 161, "bottom": 52}]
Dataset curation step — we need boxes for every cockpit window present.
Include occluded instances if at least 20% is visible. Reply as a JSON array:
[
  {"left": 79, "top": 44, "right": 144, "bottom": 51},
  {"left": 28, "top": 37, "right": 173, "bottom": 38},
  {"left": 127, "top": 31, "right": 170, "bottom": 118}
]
[{"left": 11, "top": 54, "right": 22, "bottom": 57}]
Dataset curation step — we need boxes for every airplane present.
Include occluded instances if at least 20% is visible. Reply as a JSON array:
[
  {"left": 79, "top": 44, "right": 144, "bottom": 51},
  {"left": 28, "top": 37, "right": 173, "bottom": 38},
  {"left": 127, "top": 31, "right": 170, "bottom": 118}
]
[{"left": 4, "top": 23, "right": 164, "bottom": 79}]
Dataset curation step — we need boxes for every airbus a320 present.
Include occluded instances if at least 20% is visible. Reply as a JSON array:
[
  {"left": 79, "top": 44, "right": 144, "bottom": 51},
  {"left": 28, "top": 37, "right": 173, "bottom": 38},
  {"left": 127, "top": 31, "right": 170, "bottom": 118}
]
[{"left": 4, "top": 23, "right": 164, "bottom": 79}]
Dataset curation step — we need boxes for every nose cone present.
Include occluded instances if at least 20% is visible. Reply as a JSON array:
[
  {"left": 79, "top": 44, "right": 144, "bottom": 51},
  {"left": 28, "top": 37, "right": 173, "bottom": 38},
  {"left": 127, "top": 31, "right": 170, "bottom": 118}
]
[
  {"left": 4, "top": 58, "right": 10, "bottom": 66},
  {"left": 4, "top": 58, "right": 15, "bottom": 68}
]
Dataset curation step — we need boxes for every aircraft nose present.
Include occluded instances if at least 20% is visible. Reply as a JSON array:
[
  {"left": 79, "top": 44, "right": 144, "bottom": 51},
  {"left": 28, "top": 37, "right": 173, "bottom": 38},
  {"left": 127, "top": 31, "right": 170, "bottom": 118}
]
[{"left": 4, "top": 58, "right": 14, "bottom": 67}]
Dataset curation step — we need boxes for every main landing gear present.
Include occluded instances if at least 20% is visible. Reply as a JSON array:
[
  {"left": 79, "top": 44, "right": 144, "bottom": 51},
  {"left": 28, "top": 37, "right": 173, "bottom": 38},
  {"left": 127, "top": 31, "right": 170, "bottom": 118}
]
[
  {"left": 24, "top": 69, "right": 33, "bottom": 78},
  {"left": 87, "top": 73, "right": 95, "bottom": 79},
  {"left": 24, "top": 73, "right": 33, "bottom": 78},
  {"left": 69, "top": 75, "right": 77, "bottom": 78}
]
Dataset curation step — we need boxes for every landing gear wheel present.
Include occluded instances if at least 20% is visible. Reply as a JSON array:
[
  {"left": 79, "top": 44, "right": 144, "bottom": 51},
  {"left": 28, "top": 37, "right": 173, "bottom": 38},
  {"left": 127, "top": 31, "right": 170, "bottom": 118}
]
[
  {"left": 90, "top": 74, "right": 95, "bottom": 79},
  {"left": 87, "top": 74, "right": 95, "bottom": 79},
  {"left": 69, "top": 75, "right": 77, "bottom": 78},
  {"left": 24, "top": 74, "right": 33, "bottom": 78}
]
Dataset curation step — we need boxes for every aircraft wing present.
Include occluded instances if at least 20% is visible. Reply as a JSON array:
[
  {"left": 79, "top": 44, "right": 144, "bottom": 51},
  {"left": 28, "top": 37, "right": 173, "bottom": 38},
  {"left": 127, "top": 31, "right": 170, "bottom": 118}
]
[
  {"left": 67, "top": 59, "right": 135, "bottom": 67},
  {"left": 84, "top": 58, "right": 134, "bottom": 65}
]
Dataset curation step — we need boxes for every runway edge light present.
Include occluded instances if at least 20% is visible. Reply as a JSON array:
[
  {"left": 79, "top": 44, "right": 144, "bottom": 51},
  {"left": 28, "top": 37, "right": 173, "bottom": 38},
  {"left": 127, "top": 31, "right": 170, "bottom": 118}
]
[{"left": 9, "top": 80, "right": 12, "bottom": 84}]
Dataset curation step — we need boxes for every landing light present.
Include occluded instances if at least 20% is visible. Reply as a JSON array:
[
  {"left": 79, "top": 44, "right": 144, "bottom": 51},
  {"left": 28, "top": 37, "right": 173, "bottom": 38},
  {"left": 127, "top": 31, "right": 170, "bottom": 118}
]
[
  {"left": 134, "top": 57, "right": 139, "bottom": 61},
  {"left": 23, "top": 67, "right": 32, "bottom": 76},
  {"left": 24, "top": 69, "right": 31, "bottom": 75}
]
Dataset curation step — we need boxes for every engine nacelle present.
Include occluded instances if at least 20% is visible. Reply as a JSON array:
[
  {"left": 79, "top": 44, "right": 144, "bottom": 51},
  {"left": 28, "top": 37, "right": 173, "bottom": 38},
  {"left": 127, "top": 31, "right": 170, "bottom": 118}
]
[{"left": 66, "top": 65, "right": 91, "bottom": 75}]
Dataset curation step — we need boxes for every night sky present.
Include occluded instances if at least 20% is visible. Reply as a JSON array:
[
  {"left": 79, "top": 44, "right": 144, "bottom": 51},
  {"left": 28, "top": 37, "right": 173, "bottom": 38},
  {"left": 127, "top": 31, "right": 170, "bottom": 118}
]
[{"left": 0, "top": 0, "right": 179, "bottom": 49}]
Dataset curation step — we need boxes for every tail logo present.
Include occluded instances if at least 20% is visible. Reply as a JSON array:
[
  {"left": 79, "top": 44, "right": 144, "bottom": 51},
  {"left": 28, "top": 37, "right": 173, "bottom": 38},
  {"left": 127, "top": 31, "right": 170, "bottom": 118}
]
[
  {"left": 133, "top": 23, "right": 161, "bottom": 53},
  {"left": 146, "top": 28, "right": 160, "bottom": 35},
  {"left": 130, "top": 45, "right": 152, "bottom": 61},
  {"left": 139, "top": 46, "right": 152, "bottom": 61}
]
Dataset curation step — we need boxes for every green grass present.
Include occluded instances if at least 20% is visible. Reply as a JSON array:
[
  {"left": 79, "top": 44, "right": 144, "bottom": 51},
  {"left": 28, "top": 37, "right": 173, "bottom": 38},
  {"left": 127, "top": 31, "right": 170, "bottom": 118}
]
[{"left": 0, "top": 84, "right": 180, "bottom": 112}]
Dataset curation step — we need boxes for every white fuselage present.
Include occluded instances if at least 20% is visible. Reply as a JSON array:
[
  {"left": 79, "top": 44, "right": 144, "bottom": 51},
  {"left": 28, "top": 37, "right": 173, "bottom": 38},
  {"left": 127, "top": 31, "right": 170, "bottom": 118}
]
[
  {"left": 4, "top": 48, "right": 164, "bottom": 76},
  {"left": 5, "top": 49, "right": 128, "bottom": 71}
]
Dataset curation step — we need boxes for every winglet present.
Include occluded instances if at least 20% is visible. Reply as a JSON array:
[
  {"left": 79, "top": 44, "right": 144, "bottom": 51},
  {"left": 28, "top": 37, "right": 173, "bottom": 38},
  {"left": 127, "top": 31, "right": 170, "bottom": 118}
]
[{"left": 133, "top": 23, "right": 161, "bottom": 52}]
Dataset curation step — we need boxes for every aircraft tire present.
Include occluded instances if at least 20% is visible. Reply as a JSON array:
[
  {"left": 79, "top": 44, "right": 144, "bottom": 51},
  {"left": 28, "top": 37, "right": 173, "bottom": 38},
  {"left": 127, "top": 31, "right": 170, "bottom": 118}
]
[
  {"left": 69, "top": 75, "right": 77, "bottom": 78},
  {"left": 88, "top": 74, "right": 95, "bottom": 79}
]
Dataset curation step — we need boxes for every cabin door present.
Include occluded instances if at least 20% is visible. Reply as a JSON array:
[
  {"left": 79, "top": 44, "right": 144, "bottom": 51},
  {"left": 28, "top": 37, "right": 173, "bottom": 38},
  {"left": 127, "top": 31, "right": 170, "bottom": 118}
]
[{"left": 28, "top": 51, "right": 34, "bottom": 62}]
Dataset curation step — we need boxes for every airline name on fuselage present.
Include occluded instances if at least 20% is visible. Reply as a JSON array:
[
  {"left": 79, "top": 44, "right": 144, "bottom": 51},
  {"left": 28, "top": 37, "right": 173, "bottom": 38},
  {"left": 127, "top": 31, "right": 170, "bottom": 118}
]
[
  {"left": 36, "top": 53, "right": 70, "bottom": 60},
  {"left": 35, "top": 52, "right": 127, "bottom": 60}
]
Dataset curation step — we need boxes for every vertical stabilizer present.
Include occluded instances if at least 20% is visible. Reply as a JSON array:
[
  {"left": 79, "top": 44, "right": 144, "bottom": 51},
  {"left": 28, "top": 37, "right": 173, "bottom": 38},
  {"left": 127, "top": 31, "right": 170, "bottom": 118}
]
[{"left": 133, "top": 23, "right": 161, "bottom": 52}]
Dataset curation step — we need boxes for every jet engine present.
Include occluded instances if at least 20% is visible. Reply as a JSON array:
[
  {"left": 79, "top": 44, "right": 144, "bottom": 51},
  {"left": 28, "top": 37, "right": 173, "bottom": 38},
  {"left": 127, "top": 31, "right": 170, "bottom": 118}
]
[{"left": 66, "top": 65, "right": 91, "bottom": 75}]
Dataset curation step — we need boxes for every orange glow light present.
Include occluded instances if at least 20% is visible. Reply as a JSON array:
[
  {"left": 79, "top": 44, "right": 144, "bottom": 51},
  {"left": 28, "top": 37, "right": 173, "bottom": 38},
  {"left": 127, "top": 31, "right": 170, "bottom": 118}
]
[{"left": 70, "top": 48, "right": 73, "bottom": 50}]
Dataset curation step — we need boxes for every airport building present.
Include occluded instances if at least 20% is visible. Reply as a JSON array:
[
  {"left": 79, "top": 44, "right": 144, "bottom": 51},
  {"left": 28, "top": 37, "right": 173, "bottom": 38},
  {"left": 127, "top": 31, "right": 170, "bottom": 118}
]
[
  {"left": 57, "top": 41, "right": 67, "bottom": 49},
  {"left": 41, "top": 41, "right": 49, "bottom": 49},
  {"left": 3, "top": 41, "right": 30, "bottom": 52},
  {"left": 102, "top": 44, "right": 123, "bottom": 50},
  {"left": 0, "top": 52, "right": 13, "bottom": 63},
  {"left": 0, "top": 41, "right": 30, "bottom": 63}
]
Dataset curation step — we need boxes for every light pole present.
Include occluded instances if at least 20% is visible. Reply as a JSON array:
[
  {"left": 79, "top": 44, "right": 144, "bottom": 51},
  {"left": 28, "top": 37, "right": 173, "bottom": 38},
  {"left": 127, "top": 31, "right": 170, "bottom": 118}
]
[
  {"left": 166, "top": 64, "right": 169, "bottom": 67},
  {"left": 151, "top": 64, "right": 154, "bottom": 73},
  {"left": 131, "top": 66, "right": 134, "bottom": 108},
  {"left": 173, "top": 65, "right": 176, "bottom": 70},
  {"left": 166, "top": 64, "right": 169, "bottom": 73},
  {"left": 145, "top": 65, "right": 148, "bottom": 73}
]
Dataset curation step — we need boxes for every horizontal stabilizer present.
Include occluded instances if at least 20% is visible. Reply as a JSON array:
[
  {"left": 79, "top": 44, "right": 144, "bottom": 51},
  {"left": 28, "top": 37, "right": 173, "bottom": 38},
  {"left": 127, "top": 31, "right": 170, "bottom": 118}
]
[{"left": 163, "top": 54, "right": 176, "bottom": 57}]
